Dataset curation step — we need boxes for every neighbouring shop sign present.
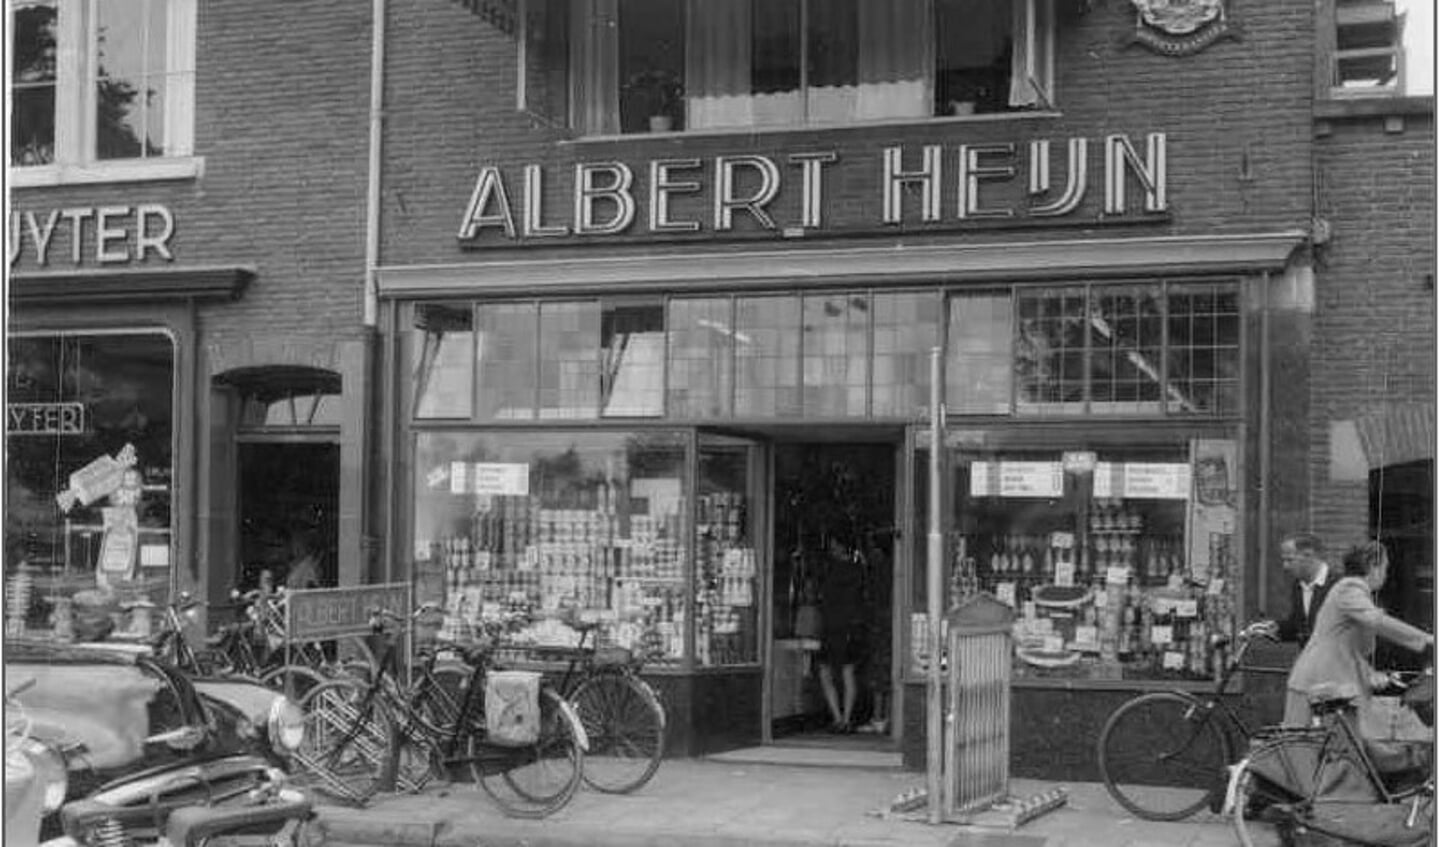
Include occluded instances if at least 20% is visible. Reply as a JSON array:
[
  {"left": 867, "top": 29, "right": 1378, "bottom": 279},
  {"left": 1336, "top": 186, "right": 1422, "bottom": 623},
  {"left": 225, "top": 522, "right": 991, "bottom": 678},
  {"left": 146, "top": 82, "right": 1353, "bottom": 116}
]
[
  {"left": 8, "top": 204, "right": 176, "bottom": 267},
  {"left": 7, "top": 402, "right": 86, "bottom": 435},
  {"left": 286, "top": 582, "right": 412, "bottom": 640},
  {"left": 458, "top": 133, "right": 1167, "bottom": 245}
]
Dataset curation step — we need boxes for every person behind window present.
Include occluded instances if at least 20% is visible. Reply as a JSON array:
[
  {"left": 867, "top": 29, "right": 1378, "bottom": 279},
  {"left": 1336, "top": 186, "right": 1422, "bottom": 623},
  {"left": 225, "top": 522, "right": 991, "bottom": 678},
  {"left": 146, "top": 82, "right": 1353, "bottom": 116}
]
[
  {"left": 1274, "top": 532, "right": 1340, "bottom": 646},
  {"left": 1282, "top": 541, "right": 1434, "bottom": 727},
  {"left": 283, "top": 529, "right": 322, "bottom": 591}
]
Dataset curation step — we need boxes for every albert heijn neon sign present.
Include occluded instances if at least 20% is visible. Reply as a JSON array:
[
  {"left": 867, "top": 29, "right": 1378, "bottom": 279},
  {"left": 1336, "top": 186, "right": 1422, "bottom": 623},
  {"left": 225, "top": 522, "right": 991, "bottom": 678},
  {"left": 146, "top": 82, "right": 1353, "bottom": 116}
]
[{"left": 458, "top": 132, "right": 1167, "bottom": 244}]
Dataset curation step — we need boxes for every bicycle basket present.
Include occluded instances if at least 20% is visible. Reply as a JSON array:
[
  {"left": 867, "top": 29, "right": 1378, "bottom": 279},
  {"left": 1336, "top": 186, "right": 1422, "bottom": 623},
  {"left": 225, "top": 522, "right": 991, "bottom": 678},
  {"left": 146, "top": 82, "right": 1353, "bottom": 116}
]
[{"left": 485, "top": 670, "right": 541, "bottom": 747}]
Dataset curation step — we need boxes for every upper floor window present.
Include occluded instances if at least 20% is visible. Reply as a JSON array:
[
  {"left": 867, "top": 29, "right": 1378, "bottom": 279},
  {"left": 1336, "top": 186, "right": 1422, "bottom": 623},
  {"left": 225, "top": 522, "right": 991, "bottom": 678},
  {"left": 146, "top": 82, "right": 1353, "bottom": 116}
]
[
  {"left": 552, "top": 0, "right": 1054, "bottom": 136},
  {"left": 10, "top": 0, "right": 196, "bottom": 173}
]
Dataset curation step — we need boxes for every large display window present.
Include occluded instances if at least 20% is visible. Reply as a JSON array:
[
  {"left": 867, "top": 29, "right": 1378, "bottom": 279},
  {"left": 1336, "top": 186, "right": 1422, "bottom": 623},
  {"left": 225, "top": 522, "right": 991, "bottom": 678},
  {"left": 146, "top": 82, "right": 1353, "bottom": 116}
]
[
  {"left": 413, "top": 429, "right": 764, "bottom": 669},
  {"left": 5, "top": 332, "right": 177, "bottom": 641},
  {"left": 910, "top": 431, "right": 1241, "bottom": 683}
]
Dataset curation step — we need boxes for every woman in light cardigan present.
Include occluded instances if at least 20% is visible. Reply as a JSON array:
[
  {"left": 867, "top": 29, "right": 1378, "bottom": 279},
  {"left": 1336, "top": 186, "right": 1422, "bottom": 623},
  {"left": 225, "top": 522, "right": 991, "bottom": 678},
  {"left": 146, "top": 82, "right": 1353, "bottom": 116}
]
[{"left": 1283, "top": 541, "right": 1434, "bottom": 727}]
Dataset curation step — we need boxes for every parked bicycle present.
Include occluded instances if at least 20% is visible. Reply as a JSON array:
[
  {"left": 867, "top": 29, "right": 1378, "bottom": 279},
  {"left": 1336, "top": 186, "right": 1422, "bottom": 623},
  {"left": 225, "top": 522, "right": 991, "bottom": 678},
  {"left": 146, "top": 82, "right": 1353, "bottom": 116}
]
[
  {"left": 1226, "top": 671, "right": 1434, "bottom": 847},
  {"left": 503, "top": 614, "right": 666, "bottom": 794},
  {"left": 290, "top": 604, "right": 587, "bottom": 818},
  {"left": 1097, "top": 622, "right": 1283, "bottom": 820}
]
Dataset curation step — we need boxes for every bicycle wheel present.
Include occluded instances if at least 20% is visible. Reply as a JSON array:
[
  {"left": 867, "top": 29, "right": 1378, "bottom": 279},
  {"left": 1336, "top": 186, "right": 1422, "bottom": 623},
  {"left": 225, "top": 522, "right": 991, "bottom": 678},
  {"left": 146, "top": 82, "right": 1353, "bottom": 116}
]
[
  {"left": 260, "top": 664, "right": 328, "bottom": 702},
  {"left": 292, "top": 678, "right": 395, "bottom": 805},
  {"left": 1232, "top": 731, "right": 1398, "bottom": 847},
  {"left": 1098, "top": 691, "right": 1231, "bottom": 821},
  {"left": 394, "top": 664, "right": 474, "bottom": 793},
  {"left": 571, "top": 673, "right": 665, "bottom": 794},
  {"left": 478, "top": 688, "right": 585, "bottom": 818}
]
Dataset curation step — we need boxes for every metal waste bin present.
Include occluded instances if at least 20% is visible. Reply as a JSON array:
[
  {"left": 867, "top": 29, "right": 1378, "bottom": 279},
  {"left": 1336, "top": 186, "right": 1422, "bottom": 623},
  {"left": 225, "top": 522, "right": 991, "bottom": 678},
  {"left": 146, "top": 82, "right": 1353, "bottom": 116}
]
[{"left": 942, "top": 593, "right": 1015, "bottom": 820}]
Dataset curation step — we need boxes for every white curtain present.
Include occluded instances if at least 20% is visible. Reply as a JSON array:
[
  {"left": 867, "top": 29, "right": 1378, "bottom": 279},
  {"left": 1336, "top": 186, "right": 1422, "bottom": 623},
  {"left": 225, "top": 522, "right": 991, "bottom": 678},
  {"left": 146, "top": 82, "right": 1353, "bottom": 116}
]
[
  {"left": 574, "top": 0, "right": 620, "bottom": 134},
  {"left": 1009, "top": 0, "right": 1054, "bottom": 108},
  {"left": 686, "top": 0, "right": 755, "bottom": 129},
  {"left": 852, "top": 0, "right": 929, "bottom": 121}
]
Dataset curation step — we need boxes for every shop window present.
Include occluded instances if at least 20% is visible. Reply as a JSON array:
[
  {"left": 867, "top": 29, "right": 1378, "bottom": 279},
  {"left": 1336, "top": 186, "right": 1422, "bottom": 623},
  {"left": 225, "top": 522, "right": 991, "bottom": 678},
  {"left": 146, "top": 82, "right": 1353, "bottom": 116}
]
[
  {"left": 666, "top": 297, "right": 736, "bottom": 419},
  {"left": 5, "top": 331, "right": 176, "bottom": 640},
  {"left": 10, "top": 0, "right": 197, "bottom": 178},
  {"left": 947, "top": 291, "right": 1013, "bottom": 414},
  {"left": 1165, "top": 282, "right": 1240, "bottom": 417},
  {"left": 411, "top": 430, "right": 691, "bottom": 667},
  {"left": 538, "top": 301, "right": 601, "bottom": 419},
  {"left": 477, "top": 302, "right": 539, "bottom": 421},
  {"left": 986, "top": 280, "right": 1239, "bottom": 417},
  {"left": 552, "top": 0, "right": 1055, "bottom": 136},
  {"left": 734, "top": 295, "right": 802, "bottom": 417},
  {"left": 872, "top": 291, "right": 942, "bottom": 417},
  {"left": 407, "top": 303, "right": 475, "bottom": 419},
  {"left": 1089, "top": 284, "right": 1164, "bottom": 415},
  {"left": 697, "top": 435, "right": 760, "bottom": 666},
  {"left": 600, "top": 300, "right": 665, "bottom": 418},
  {"left": 801, "top": 292, "right": 869, "bottom": 417},
  {"left": 910, "top": 434, "right": 1241, "bottom": 683}
]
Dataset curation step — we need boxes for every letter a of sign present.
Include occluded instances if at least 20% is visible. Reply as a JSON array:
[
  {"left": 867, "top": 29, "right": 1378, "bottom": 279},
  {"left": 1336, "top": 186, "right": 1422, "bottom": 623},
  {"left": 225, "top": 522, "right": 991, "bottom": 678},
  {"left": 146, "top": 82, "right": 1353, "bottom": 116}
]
[{"left": 458, "top": 167, "right": 517, "bottom": 240}]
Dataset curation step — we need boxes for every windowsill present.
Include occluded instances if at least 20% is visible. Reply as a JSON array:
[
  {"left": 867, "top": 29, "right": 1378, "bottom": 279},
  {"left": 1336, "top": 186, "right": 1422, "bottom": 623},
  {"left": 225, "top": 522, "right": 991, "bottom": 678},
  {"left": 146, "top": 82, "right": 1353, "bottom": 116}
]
[
  {"left": 560, "top": 110, "right": 1063, "bottom": 147},
  {"left": 10, "top": 156, "right": 205, "bottom": 188}
]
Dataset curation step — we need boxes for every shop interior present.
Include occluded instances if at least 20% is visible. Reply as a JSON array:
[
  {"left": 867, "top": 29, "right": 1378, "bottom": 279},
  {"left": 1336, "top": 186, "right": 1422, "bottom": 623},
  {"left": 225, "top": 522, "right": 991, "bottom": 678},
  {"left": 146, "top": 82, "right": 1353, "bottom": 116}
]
[
  {"left": 770, "top": 442, "right": 895, "bottom": 746},
  {"left": 237, "top": 442, "right": 339, "bottom": 594}
]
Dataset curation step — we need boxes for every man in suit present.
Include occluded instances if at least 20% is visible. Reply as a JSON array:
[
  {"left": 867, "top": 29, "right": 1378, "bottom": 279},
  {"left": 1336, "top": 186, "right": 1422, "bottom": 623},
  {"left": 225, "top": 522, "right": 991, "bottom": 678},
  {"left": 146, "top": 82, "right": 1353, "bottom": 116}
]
[{"left": 1274, "top": 532, "right": 1339, "bottom": 646}]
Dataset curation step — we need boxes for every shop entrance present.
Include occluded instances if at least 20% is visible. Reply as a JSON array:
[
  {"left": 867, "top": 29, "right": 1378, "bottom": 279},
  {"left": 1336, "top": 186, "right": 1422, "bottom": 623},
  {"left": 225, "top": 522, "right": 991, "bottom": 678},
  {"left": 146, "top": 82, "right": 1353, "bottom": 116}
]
[
  {"left": 769, "top": 443, "right": 896, "bottom": 746},
  {"left": 236, "top": 442, "right": 339, "bottom": 592}
]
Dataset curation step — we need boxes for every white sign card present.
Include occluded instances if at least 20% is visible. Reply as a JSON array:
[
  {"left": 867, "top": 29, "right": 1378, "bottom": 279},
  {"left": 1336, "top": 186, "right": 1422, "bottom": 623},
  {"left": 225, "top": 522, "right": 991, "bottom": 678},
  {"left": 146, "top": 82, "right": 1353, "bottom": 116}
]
[
  {"left": 449, "top": 461, "right": 469, "bottom": 494},
  {"left": 969, "top": 461, "right": 1063, "bottom": 498},
  {"left": 1162, "top": 651, "right": 1186, "bottom": 670},
  {"left": 1054, "top": 560, "right": 1076, "bottom": 588},
  {"left": 1122, "top": 463, "right": 1192, "bottom": 500},
  {"left": 995, "top": 582, "right": 1017, "bottom": 607},
  {"left": 1151, "top": 625, "right": 1174, "bottom": 645},
  {"left": 472, "top": 462, "right": 530, "bottom": 496}
]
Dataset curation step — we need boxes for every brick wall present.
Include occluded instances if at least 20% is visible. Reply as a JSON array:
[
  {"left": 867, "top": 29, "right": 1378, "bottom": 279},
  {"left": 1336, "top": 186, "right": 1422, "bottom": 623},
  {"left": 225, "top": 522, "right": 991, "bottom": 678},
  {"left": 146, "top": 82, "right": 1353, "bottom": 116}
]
[
  {"left": 380, "top": 0, "right": 1317, "bottom": 262},
  {"left": 10, "top": 0, "right": 374, "bottom": 348},
  {"left": 1308, "top": 107, "right": 1436, "bottom": 548}
]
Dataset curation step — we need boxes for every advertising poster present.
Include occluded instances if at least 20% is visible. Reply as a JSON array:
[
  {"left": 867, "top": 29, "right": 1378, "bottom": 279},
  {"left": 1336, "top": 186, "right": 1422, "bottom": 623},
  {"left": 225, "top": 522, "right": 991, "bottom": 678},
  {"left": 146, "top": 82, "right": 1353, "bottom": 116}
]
[{"left": 1186, "top": 439, "right": 1237, "bottom": 585}]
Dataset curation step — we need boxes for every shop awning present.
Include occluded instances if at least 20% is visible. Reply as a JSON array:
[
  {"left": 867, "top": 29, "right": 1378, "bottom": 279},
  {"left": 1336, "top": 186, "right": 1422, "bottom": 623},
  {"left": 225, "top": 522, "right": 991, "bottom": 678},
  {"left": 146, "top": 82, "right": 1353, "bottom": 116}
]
[{"left": 9, "top": 265, "right": 254, "bottom": 303}]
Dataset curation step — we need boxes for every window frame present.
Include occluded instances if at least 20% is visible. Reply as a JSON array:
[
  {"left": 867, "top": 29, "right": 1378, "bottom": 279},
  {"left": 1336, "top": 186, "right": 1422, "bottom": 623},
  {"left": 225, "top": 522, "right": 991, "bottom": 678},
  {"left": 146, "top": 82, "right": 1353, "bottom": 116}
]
[
  {"left": 9, "top": 0, "right": 201, "bottom": 187},
  {"left": 548, "top": 0, "right": 1057, "bottom": 138}
]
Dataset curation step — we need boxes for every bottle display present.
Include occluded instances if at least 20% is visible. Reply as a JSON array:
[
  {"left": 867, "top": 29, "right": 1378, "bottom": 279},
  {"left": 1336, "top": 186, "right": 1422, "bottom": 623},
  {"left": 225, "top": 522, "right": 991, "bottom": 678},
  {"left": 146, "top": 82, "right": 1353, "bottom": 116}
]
[{"left": 955, "top": 447, "right": 1240, "bottom": 682}]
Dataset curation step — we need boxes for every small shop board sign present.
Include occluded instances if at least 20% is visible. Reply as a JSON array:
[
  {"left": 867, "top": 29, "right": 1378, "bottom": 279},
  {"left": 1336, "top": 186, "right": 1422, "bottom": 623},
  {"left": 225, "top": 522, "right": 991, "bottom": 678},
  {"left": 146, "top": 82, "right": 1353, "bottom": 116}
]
[{"left": 1062, "top": 451, "right": 1097, "bottom": 474}]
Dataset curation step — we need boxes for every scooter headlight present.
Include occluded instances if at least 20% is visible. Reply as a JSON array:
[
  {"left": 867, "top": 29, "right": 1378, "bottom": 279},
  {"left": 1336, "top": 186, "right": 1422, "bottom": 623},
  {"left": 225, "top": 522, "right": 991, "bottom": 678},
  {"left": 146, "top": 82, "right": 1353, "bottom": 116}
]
[
  {"left": 17, "top": 737, "right": 68, "bottom": 812},
  {"left": 266, "top": 696, "right": 305, "bottom": 753}
]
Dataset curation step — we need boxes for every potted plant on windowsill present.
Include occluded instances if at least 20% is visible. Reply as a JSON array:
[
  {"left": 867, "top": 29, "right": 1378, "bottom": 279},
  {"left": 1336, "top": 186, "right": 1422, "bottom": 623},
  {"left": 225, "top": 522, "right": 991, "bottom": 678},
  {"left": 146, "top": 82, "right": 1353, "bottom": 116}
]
[{"left": 623, "top": 69, "right": 684, "bottom": 133}]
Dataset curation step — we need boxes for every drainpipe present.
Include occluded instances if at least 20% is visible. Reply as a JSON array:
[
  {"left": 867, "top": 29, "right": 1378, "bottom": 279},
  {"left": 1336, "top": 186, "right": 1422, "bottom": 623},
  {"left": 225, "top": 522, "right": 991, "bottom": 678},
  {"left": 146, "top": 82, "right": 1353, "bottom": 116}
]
[
  {"left": 365, "top": 0, "right": 386, "bottom": 587},
  {"left": 365, "top": 0, "right": 385, "bottom": 328},
  {"left": 1257, "top": 271, "right": 1272, "bottom": 615}
]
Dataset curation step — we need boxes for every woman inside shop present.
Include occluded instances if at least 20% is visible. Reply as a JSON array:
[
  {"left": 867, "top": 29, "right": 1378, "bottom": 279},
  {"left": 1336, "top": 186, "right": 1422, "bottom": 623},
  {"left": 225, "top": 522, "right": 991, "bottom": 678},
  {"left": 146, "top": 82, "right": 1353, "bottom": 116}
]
[
  {"left": 817, "top": 536, "right": 869, "bottom": 734},
  {"left": 1283, "top": 540, "right": 1434, "bottom": 727}
]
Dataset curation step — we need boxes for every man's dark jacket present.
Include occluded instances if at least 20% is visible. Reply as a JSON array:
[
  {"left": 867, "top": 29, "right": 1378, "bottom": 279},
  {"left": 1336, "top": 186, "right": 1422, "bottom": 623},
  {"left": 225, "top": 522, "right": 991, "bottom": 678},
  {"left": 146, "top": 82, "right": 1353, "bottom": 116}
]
[{"left": 1276, "top": 570, "right": 1341, "bottom": 645}]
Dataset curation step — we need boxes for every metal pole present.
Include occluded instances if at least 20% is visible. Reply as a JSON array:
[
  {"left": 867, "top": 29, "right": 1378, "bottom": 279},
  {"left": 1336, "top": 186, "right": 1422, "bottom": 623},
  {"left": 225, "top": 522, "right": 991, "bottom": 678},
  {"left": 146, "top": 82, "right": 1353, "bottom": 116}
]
[{"left": 926, "top": 346, "right": 945, "bottom": 824}]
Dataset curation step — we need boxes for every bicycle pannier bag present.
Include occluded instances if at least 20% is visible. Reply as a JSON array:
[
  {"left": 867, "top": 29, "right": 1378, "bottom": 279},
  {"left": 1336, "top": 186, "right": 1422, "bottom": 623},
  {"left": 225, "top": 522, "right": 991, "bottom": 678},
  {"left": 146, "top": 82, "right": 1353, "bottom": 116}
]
[{"left": 485, "top": 671, "right": 541, "bottom": 747}]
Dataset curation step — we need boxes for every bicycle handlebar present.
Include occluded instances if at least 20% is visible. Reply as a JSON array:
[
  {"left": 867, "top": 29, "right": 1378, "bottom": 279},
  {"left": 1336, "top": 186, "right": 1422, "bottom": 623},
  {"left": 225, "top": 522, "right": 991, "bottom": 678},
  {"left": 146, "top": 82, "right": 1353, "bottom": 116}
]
[{"left": 367, "top": 603, "right": 444, "bottom": 624}]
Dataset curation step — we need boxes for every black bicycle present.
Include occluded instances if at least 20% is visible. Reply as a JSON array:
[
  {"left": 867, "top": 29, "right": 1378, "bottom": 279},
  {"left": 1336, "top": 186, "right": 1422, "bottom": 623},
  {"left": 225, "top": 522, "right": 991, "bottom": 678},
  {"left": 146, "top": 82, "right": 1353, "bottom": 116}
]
[
  {"left": 291, "top": 604, "right": 587, "bottom": 818},
  {"left": 1097, "top": 622, "right": 1282, "bottom": 820},
  {"left": 1227, "top": 672, "right": 1433, "bottom": 847},
  {"left": 506, "top": 616, "right": 667, "bottom": 794}
]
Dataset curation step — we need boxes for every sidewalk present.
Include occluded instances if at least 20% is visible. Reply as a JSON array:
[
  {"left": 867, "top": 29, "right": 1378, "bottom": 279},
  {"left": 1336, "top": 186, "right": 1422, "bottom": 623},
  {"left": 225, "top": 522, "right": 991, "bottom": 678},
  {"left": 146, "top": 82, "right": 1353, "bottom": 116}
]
[{"left": 312, "top": 759, "right": 1241, "bottom": 847}]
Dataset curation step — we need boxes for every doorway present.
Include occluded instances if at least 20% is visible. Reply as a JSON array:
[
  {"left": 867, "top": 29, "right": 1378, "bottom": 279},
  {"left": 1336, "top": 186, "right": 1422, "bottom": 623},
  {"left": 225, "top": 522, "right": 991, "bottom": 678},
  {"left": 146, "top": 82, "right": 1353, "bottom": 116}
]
[
  {"left": 769, "top": 443, "right": 896, "bottom": 745},
  {"left": 237, "top": 442, "right": 339, "bottom": 593}
]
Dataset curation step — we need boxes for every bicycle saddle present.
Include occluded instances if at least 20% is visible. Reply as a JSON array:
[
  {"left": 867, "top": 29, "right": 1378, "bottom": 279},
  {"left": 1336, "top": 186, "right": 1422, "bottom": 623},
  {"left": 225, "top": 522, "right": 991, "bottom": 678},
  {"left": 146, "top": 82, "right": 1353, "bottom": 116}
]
[{"left": 1307, "top": 681, "right": 1361, "bottom": 714}]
